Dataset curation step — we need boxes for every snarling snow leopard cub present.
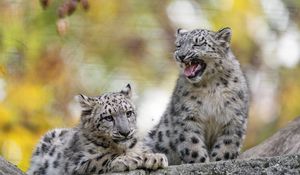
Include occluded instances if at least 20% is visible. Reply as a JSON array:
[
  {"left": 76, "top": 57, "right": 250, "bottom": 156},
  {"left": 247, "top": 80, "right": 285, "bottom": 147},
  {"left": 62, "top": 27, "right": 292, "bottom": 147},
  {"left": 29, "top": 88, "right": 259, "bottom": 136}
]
[
  {"left": 27, "top": 84, "right": 168, "bottom": 175},
  {"left": 145, "top": 27, "right": 249, "bottom": 165}
]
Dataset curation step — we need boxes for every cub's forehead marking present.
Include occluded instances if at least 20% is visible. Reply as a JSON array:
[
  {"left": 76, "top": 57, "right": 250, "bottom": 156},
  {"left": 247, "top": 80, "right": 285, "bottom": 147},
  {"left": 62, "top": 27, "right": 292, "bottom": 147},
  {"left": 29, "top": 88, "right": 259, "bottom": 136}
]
[
  {"left": 178, "top": 29, "right": 212, "bottom": 39},
  {"left": 176, "top": 30, "right": 217, "bottom": 46},
  {"left": 98, "top": 93, "right": 125, "bottom": 101},
  {"left": 190, "top": 29, "right": 208, "bottom": 35},
  {"left": 93, "top": 93, "right": 134, "bottom": 112}
]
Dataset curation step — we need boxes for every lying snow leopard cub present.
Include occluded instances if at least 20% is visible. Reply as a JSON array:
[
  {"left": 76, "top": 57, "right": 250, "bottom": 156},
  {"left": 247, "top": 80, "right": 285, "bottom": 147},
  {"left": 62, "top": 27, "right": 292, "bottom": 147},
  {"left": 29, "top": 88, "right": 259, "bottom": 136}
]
[
  {"left": 27, "top": 84, "right": 168, "bottom": 175},
  {"left": 145, "top": 27, "right": 249, "bottom": 165}
]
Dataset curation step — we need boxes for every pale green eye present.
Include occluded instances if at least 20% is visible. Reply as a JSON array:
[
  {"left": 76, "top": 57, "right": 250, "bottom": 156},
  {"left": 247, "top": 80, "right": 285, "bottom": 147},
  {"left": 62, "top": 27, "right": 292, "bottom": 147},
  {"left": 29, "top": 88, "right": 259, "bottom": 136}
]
[
  {"left": 193, "top": 37, "right": 204, "bottom": 47},
  {"left": 104, "top": 115, "right": 113, "bottom": 122},
  {"left": 126, "top": 111, "right": 133, "bottom": 118},
  {"left": 193, "top": 43, "right": 204, "bottom": 47},
  {"left": 193, "top": 37, "right": 199, "bottom": 43}
]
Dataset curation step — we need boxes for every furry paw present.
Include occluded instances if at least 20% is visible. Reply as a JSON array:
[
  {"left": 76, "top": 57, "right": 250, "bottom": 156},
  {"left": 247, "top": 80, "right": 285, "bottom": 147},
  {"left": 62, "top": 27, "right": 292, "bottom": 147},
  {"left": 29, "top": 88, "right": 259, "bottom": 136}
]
[{"left": 143, "top": 153, "right": 168, "bottom": 170}]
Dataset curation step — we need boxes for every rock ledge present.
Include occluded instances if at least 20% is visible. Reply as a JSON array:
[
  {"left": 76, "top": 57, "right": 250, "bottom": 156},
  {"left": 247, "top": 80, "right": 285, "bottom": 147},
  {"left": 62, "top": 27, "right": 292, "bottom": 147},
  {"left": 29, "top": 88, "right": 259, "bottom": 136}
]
[
  {"left": 2, "top": 154, "right": 299, "bottom": 175},
  {"left": 108, "top": 154, "right": 300, "bottom": 175}
]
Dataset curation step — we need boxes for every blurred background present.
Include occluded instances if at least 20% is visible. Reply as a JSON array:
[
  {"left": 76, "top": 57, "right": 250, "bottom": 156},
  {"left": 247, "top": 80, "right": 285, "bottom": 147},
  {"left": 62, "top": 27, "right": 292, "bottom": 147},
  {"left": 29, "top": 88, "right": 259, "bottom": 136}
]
[{"left": 1, "top": 0, "right": 300, "bottom": 171}]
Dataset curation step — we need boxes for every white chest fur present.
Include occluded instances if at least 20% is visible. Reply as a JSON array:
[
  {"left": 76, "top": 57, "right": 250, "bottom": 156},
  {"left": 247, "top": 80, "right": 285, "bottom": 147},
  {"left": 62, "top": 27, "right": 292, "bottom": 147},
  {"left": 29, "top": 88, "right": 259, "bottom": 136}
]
[{"left": 181, "top": 86, "right": 234, "bottom": 125}]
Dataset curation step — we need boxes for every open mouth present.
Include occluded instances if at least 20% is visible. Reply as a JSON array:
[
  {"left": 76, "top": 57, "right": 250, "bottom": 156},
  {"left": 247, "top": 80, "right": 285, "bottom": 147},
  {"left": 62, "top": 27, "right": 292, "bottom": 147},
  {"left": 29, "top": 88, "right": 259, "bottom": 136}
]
[{"left": 183, "top": 59, "right": 207, "bottom": 79}]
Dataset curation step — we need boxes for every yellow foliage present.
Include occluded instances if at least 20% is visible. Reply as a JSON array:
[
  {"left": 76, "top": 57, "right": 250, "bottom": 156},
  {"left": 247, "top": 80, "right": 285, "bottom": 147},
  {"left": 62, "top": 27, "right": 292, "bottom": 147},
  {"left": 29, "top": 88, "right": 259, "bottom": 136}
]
[
  {"left": 0, "top": 125, "right": 40, "bottom": 171},
  {"left": 0, "top": 105, "right": 12, "bottom": 122},
  {"left": 279, "top": 82, "right": 300, "bottom": 127},
  {"left": 0, "top": 66, "right": 6, "bottom": 77},
  {"left": 88, "top": 0, "right": 121, "bottom": 23},
  {"left": 7, "top": 82, "right": 51, "bottom": 112}
]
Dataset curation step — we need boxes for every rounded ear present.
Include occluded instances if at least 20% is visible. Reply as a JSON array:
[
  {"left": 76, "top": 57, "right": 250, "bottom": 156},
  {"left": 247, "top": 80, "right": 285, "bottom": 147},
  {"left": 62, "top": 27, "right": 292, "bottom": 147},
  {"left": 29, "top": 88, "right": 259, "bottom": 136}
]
[
  {"left": 176, "top": 28, "right": 188, "bottom": 36},
  {"left": 76, "top": 94, "right": 95, "bottom": 109},
  {"left": 215, "top": 27, "right": 232, "bottom": 43},
  {"left": 120, "top": 83, "right": 132, "bottom": 98}
]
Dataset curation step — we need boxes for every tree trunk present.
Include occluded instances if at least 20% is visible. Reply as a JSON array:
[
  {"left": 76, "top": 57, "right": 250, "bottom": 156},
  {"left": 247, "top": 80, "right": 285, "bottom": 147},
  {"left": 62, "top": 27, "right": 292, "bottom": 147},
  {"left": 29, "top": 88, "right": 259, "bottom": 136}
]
[
  {"left": 239, "top": 116, "right": 300, "bottom": 159},
  {"left": 0, "top": 156, "right": 26, "bottom": 175}
]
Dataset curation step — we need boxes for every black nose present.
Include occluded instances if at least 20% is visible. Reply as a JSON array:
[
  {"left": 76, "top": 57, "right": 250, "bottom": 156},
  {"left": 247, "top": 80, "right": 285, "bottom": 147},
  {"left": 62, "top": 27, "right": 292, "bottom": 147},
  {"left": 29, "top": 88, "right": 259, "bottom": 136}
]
[
  {"left": 119, "top": 131, "right": 130, "bottom": 137},
  {"left": 178, "top": 55, "right": 186, "bottom": 61}
]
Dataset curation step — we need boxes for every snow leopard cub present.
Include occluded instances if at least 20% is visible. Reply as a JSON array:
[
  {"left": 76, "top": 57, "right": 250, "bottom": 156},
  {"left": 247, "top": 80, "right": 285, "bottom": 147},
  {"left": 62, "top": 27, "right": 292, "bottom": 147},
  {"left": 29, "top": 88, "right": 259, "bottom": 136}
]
[
  {"left": 145, "top": 27, "right": 249, "bottom": 165},
  {"left": 27, "top": 84, "right": 168, "bottom": 175}
]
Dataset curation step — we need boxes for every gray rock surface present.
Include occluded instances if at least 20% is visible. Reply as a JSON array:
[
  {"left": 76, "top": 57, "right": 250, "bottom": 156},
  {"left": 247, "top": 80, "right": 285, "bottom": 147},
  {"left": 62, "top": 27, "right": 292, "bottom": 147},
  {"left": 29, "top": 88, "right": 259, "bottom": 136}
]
[
  {"left": 1, "top": 152, "right": 300, "bottom": 175},
  {"left": 0, "top": 156, "right": 26, "bottom": 175},
  {"left": 240, "top": 116, "right": 300, "bottom": 159},
  {"left": 108, "top": 154, "right": 300, "bottom": 175},
  {"left": 2, "top": 117, "right": 300, "bottom": 175}
]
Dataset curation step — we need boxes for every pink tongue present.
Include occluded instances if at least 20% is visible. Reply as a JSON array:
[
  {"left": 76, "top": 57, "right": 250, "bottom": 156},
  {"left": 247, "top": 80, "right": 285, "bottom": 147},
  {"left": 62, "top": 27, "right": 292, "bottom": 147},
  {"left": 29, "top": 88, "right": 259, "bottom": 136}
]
[{"left": 184, "top": 64, "right": 199, "bottom": 77}]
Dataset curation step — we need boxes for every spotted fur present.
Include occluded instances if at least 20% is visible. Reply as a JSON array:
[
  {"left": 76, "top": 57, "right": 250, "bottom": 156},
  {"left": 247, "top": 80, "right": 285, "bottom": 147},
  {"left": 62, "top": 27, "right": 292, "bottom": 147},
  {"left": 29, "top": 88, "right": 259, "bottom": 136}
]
[
  {"left": 27, "top": 84, "right": 168, "bottom": 175},
  {"left": 144, "top": 27, "right": 249, "bottom": 165}
]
